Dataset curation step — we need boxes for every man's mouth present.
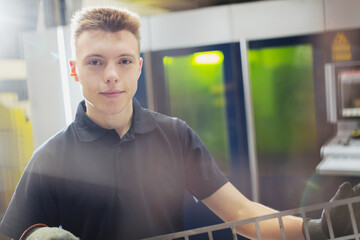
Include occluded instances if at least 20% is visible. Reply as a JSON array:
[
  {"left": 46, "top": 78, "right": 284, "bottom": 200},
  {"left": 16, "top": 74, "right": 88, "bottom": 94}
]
[{"left": 99, "top": 90, "right": 125, "bottom": 98}]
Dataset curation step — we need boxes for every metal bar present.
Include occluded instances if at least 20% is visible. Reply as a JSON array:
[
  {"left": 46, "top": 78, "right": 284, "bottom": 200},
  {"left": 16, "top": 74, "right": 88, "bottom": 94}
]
[
  {"left": 208, "top": 231, "right": 214, "bottom": 240},
  {"left": 301, "top": 211, "right": 311, "bottom": 240},
  {"left": 143, "top": 196, "right": 360, "bottom": 240},
  {"left": 231, "top": 226, "right": 238, "bottom": 240},
  {"left": 332, "top": 235, "right": 360, "bottom": 240},
  {"left": 325, "top": 206, "right": 335, "bottom": 239},
  {"left": 255, "top": 221, "right": 262, "bottom": 240},
  {"left": 278, "top": 217, "right": 287, "bottom": 240},
  {"left": 239, "top": 37, "right": 260, "bottom": 202},
  {"left": 324, "top": 63, "right": 337, "bottom": 123},
  {"left": 348, "top": 203, "right": 359, "bottom": 240}
]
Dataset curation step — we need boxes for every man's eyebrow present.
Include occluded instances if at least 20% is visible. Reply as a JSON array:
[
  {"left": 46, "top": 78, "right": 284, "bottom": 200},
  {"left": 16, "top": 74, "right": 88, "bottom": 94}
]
[
  {"left": 117, "top": 53, "right": 138, "bottom": 58},
  {"left": 84, "top": 54, "right": 104, "bottom": 59},
  {"left": 83, "top": 53, "right": 138, "bottom": 59}
]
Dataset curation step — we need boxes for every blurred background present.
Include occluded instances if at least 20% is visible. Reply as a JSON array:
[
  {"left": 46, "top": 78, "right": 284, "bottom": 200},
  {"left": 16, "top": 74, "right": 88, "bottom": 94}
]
[{"left": 1, "top": 0, "right": 360, "bottom": 239}]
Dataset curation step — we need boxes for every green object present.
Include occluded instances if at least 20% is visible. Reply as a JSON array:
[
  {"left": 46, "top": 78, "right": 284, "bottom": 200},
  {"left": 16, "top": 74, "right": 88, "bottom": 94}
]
[
  {"left": 248, "top": 44, "right": 317, "bottom": 159},
  {"left": 163, "top": 51, "right": 230, "bottom": 174}
]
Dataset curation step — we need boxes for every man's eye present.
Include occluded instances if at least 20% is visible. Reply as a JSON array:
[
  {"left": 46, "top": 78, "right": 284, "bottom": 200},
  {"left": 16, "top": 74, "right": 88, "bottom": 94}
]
[
  {"left": 120, "top": 59, "right": 131, "bottom": 64},
  {"left": 88, "top": 60, "right": 101, "bottom": 65}
]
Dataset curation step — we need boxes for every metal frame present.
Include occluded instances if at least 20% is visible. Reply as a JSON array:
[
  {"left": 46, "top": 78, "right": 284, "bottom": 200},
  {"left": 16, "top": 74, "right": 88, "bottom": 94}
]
[
  {"left": 144, "top": 196, "right": 360, "bottom": 240},
  {"left": 324, "top": 60, "right": 360, "bottom": 123},
  {"left": 239, "top": 38, "right": 259, "bottom": 203}
]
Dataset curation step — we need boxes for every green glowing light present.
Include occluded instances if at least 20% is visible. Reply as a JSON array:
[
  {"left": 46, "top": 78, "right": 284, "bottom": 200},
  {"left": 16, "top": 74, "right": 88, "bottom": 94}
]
[{"left": 192, "top": 51, "right": 224, "bottom": 65}]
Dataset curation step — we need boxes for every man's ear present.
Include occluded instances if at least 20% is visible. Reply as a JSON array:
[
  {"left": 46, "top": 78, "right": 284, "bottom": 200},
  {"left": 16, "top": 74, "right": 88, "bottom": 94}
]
[
  {"left": 138, "top": 57, "right": 143, "bottom": 78},
  {"left": 69, "top": 60, "right": 79, "bottom": 82}
]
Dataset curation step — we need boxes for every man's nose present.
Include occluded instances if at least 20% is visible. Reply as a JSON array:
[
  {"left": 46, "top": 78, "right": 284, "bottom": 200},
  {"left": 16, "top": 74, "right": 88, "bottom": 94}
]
[{"left": 104, "top": 64, "right": 119, "bottom": 84}]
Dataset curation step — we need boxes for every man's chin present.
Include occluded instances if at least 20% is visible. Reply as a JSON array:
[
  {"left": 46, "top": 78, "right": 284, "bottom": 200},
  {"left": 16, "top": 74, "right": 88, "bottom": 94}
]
[{"left": 102, "top": 105, "right": 131, "bottom": 116}]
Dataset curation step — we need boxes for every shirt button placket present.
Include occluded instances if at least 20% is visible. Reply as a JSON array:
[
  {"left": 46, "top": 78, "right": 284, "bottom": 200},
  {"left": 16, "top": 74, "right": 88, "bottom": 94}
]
[
  {"left": 117, "top": 138, "right": 123, "bottom": 153},
  {"left": 115, "top": 142, "right": 125, "bottom": 190}
]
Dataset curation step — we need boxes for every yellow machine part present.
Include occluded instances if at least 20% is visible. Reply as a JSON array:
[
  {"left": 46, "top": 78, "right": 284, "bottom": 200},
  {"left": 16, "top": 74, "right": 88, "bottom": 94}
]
[{"left": 0, "top": 93, "right": 33, "bottom": 213}]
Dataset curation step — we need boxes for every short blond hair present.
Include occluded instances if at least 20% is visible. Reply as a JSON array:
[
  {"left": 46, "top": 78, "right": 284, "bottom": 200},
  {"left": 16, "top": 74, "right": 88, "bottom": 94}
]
[{"left": 71, "top": 7, "right": 141, "bottom": 49}]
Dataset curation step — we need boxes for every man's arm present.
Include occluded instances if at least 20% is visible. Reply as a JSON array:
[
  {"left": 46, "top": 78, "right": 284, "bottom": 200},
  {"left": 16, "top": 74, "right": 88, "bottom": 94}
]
[{"left": 202, "top": 182, "right": 305, "bottom": 240}]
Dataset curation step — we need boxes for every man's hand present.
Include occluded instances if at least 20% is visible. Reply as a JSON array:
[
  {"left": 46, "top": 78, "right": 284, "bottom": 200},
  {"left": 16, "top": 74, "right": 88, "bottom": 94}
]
[
  {"left": 19, "top": 223, "right": 79, "bottom": 240},
  {"left": 306, "top": 182, "right": 360, "bottom": 239}
]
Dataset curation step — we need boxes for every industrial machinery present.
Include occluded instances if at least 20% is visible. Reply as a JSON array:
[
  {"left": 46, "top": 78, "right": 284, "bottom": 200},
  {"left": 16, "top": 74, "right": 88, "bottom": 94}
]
[{"left": 317, "top": 61, "right": 360, "bottom": 176}]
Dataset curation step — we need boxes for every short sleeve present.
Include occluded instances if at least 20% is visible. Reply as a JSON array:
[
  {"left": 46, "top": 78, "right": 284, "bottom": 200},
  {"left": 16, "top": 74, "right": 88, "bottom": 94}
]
[
  {"left": 178, "top": 120, "right": 229, "bottom": 200},
  {"left": 0, "top": 150, "right": 59, "bottom": 239}
]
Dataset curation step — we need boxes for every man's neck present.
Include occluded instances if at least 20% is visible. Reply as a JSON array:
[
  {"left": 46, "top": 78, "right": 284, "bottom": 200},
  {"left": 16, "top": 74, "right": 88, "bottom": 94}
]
[{"left": 85, "top": 102, "right": 133, "bottom": 138}]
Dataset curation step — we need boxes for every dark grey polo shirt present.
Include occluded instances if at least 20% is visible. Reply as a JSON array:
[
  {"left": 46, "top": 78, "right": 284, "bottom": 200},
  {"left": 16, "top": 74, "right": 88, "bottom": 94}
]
[{"left": 0, "top": 99, "right": 228, "bottom": 240}]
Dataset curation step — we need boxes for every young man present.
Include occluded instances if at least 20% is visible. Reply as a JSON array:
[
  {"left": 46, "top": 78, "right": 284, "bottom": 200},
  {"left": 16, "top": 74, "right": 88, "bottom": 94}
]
[{"left": 0, "top": 6, "right": 358, "bottom": 240}]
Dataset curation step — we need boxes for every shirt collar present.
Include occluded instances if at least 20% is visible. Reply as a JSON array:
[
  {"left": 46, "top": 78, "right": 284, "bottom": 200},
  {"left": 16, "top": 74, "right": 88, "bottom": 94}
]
[{"left": 74, "top": 98, "right": 157, "bottom": 142}]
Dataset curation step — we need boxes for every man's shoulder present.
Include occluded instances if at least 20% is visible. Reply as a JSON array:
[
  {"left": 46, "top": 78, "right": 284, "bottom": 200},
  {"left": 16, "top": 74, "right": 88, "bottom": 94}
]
[
  {"left": 33, "top": 124, "right": 76, "bottom": 158},
  {"left": 143, "top": 108, "right": 188, "bottom": 131},
  {"left": 42, "top": 123, "right": 75, "bottom": 144}
]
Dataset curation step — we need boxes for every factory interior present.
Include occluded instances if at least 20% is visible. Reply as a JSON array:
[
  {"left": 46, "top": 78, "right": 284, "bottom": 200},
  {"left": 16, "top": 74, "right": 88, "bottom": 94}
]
[{"left": 1, "top": 0, "right": 360, "bottom": 239}]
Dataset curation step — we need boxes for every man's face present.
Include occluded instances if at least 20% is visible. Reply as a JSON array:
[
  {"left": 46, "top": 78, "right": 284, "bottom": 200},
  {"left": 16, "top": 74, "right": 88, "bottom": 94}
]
[{"left": 71, "top": 29, "right": 143, "bottom": 118}]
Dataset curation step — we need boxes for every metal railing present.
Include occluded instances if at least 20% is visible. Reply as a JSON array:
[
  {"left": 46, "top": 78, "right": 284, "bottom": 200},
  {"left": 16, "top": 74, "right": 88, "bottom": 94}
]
[{"left": 144, "top": 196, "right": 360, "bottom": 240}]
